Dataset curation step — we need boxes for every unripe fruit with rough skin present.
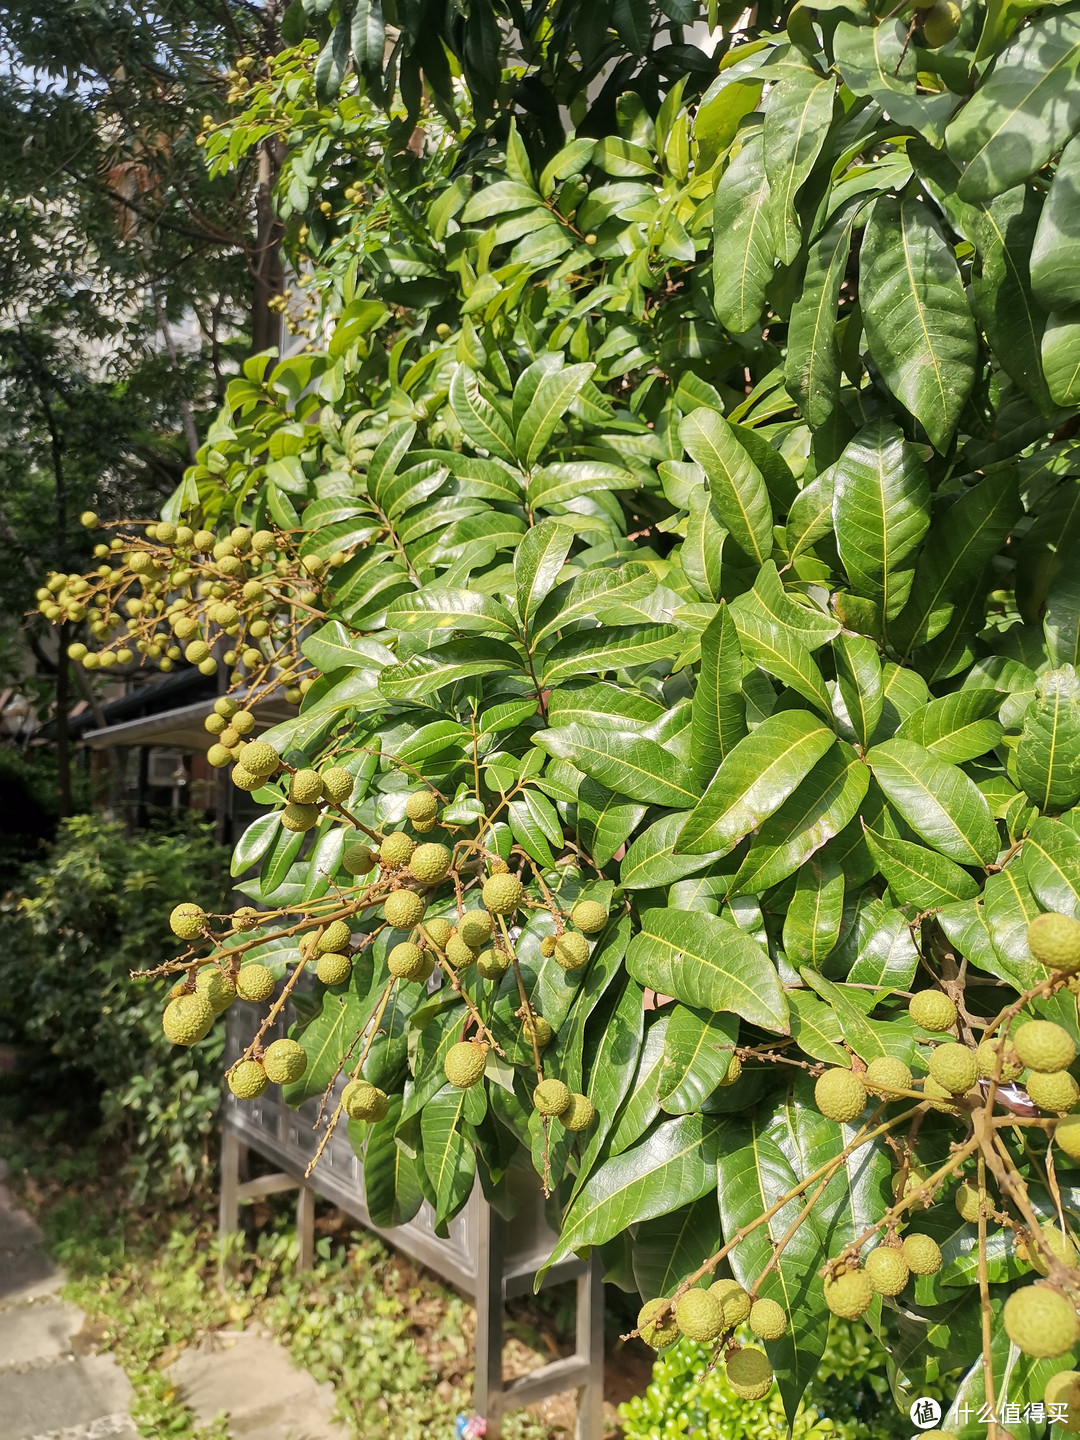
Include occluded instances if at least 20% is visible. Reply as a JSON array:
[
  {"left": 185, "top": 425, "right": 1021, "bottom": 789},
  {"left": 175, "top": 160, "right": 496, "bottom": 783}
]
[
  {"left": 446, "top": 933, "right": 478, "bottom": 968},
  {"left": 405, "top": 791, "right": 438, "bottom": 824},
  {"left": 229, "top": 1060, "right": 268, "bottom": 1099},
  {"left": 955, "top": 1181, "right": 981, "bottom": 1223},
  {"left": 571, "top": 901, "right": 608, "bottom": 933},
  {"left": 555, "top": 932, "right": 590, "bottom": 970},
  {"left": 233, "top": 907, "right": 260, "bottom": 932},
  {"left": 316, "top": 952, "right": 352, "bottom": 986},
  {"left": 560, "top": 1093, "right": 596, "bottom": 1131},
  {"left": 412, "top": 818, "right": 436, "bottom": 834},
  {"left": 923, "top": 1075, "right": 963, "bottom": 1113},
  {"left": 865, "top": 1246, "right": 909, "bottom": 1296},
  {"left": 460, "top": 909, "right": 494, "bottom": 947},
  {"left": 410, "top": 843, "right": 453, "bottom": 885},
  {"left": 1027, "top": 1069, "right": 1080, "bottom": 1114},
  {"left": 263, "top": 1039, "right": 307, "bottom": 1085},
  {"left": 523, "top": 1015, "right": 553, "bottom": 1049},
  {"left": 316, "top": 920, "right": 351, "bottom": 954},
  {"left": 976, "top": 1038, "right": 1023, "bottom": 1081},
  {"left": 380, "top": 832, "right": 415, "bottom": 869},
  {"left": 1004, "top": 1284, "right": 1080, "bottom": 1357},
  {"left": 384, "top": 890, "right": 426, "bottom": 931},
  {"left": 483, "top": 873, "right": 524, "bottom": 915},
  {"left": 237, "top": 741, "right": 279, "bottom": 778},
  {"left": 289, "top": 768, "right": 323, "bottom": 804},
  {"left": 170, "top": 902, "right": 206, "bottom": 940},
  {"left": 749, "top": 1298, "right": 787, "bottom": 1341},
  {"left": 236, "top": 965, "right": 275, "bottom": 1002},
  {"left": 80, "top": 510, "right": 99, "bottom": 528},
  {"left": 1029, "top": 912, "right": 1080, "bottom": 973},
  {"left": 282, "top": 803, "right": 319, "bottom": 832},
  {"left": 195, "top": 967, "right": 236, "bottom": 1015},
  {"left": 1044, "top": 1370, "right": 1080, "bottom": 1431},
  {"left": 1056, "top": 1112, "right": 1080, "bottom": 1159},
  {"left": 533, "top": 1079, "right": 571, "bottom": 1116},
  {"left": 342, "top": 1079, "right": 389, "bottom": 1122},
  {"left": 929, "top": 1042, "right": 978, "bottom": 1095},
  {"left": 903, "top": 1234, "right": 943, "bottom": 1275},
  {"left": 1015, "top": 1021, "right": 1077, "bottom": 1074},
  {"left": 909, "top": 991, "right": 957, "bottom": 1032},
  {"left": 477, "top": 948, "right": 509, "bottom": 980},
  {"left": 709, "top": 1278, "right": 751, "bottom": 1325},
  {"left": 320, "top": 767, "right": 353, "bottom": 804},
  {"left": 823, "top": 1269, "right": 874, "bottom": 1318},
  {"left": 207, "top": 743, "right": 232, "bottom": 768},
  {"left": 676, "top": 1289, "right": 724, "bottom": 1341},
  {"left": 1030, "top": 1224, "right": 1078, "bottom": 1277},
  {"left": 162, "top": 993, "right": 214, "bottom": 1045},
  {"left": 815, "top": 1068, "right": 866, "bottom": 1122},
  {"left": 421, "top": 917, "right": 453, "bottom": 949},
  {"left": 232, "top": 767, "right": 262, "bottom": 792},
  {"left": 864, "top": 1056, "right": 913, "bottom": 1095},
  {"left": 921, "top": 0, "right": 961, "bottom": 45},
  {"left": 539, "top": 936, "right": 557, "bottom": 957},
  {"left": 637, "top": 1299, "right": 679, "bottom": 1350},
  {"left": 444, "top": 1041, "right": 488, "bottom": 1088},
  {"left": 388, "top": 944, "right": 426, "bottom": 981},
  {"left": 342, "top": 844, "right": 375, "bottom": 875},
  {"left": 726, "top": 1348, "right": 773, "bottom": 1401}
]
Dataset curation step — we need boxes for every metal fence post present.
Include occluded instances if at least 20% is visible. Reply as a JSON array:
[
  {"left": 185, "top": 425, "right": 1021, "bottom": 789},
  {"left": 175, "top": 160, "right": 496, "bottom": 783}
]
[
  {"left": 473, "top": 1193, "right": 505, "bottom": 1440},
  {"left": 297, "top": 1184, "right": 316, "bottom": 1273},
  {"left": 575, "top": 1256, "right": 604, "bottom": 1440}
]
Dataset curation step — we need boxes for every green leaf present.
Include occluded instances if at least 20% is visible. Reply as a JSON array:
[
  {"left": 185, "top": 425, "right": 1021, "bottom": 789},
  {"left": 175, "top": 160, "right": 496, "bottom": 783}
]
[
  {"left": 534, "top": 722, "right": 700, "bottom": 808},
  {"left": 1016, "top": 666, "right": 1080, "bottom": 810},
  {"left": 385, "top": 588, "right": 520, "bottom": 636},
  {"left": 508, "top": 790, "right": 563, "bottom": 866},
  {"left": 367, "top": 421, "right": 417, "bottom": 508},
  {"left": 860, "top": 198, "right": 977, "bottom": 450},
  {"left": 658, "top": 1006, "right": 739, "bottom": 1114},
  {"left": 682, "top": 491, "right": 726, "bottom": 602},
  {"left": 729, "top": 746, "right": 870, "bottom": 894},
  {"left": 515, "top": 362, "right": 595, "bottom": 469},
  {"left": 1046, "top": 561, "right": 1080, "bottom": 668},
  {"left": 1042, "top": 309, "right": 1080, "bottom": 406},
  {"left": 259, "top": 821, "right": 304, "bottom": 899},
  {"left": 378, "top": 638, "right": 525, "bottom": 699},
  {"left": 896, "top": 688, "right": 1003, "bottom": 765},
  {"left": 364, "top": 1093, "right": 423, "bottom": 1228},
  {"left": 542, "top": 1113, "right": 725, "bottom": 1277},
  {"left": 627, "top": 908, "right": 789, "bottom": 1032},
  {"left": 690, "top": 602, "right": 747, "bottom": 787},
  {"left": 833, "top": 20, "right": 954, "bottom": 142},
  {"left": 530, "top": 563, "right": 656, "bottom": 646},
  {"left": 540, "top": 624, "right": 681, "bottom": 686},
  {"left": 782, "top": 852, "right": 845, "bottom": 966},
  {"left": 676, "top": 711, "right": 836, "bottom": 856},
  {"left": 800, "top": 969, "right": 911, "bottom": 1063},
  {"left": 460, "top": 180, "right": 543, "bottom": 222},
  {"left": 832, "top": 419, "right": 930, "bottom": 625},
  {"left": 847, "top": 905, "right": 920, "bottom": 988},
  {"left": 863, "top": 825, "right": 980, "bottom": 906},
  {"left": 284, "top": 990, "right": 362, "bottom": 1105},
  {"left": 421, "top": 1085, "right": 474, "bottom": 1227},
  {"left": 945, "top": 11, "right": 1080, "bottom": 201},
  {"left": 527, "top": 461, "right": 637, "bottom": 509},
  {"left": 572, "top": 978, "right": 648, "bottom": 1196},
  {"left": 679, "top": 406, "right": 773, "bottom": 565},
  {"left": 763, "top": 62, "right": 836, "bottom": 266},
  {"left": 232, "top": 811, "right": 279, "bottom": 877},
  {"left": 833, "top": 632, "right": 883, "bottom": 748},
  {"left": 712, "top": 129, "right": 774, "bottom": 334},
  {"left": 576, "top": 779, "right": 647, "bottom": 870},
  {"left": 632, "top": 1196, "right": 721, "bottom": 1301},
  {"left": 1031, "top": 135, "right": 1080, "bottom": 309},
  {"left": 729, "top": 591, "right": 833, "bottom": 717},
  {"left": 619, "top": 812, "right": 732, "bottom": 891},
  {"left": 787, "top": 990, "right": 847, "bottom": 1066},
  {"left": 745, "top": 559, "right": 840, "bottom": 650},
  {"left": 786, "top": 207, "right": 855, "bottom": 427},
  {"left": 1023, "top": 815, "right": 1080, "bottom": 914},
  {"left": 515, "top": 518, "right": 575, "bottom": 635},
  {"left": 448, "top": 367, "right": 517, "bottom": 465},
  {"left": 866, "top": 737, "right": 1000, "bottom": 865}
]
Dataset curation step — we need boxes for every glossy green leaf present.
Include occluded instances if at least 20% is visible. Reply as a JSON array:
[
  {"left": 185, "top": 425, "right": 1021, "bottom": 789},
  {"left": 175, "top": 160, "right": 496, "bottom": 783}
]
[
  {"left": 515, "top": 362, "right": 595, "bottom": 469},
  {"left": 364, "top": 1093, "right": 424, "bottom": 1228},
  {"left": 385, "top": 588, "right": 519, "bottom": 636},
  {"left": 712, "top": 128, "right": 774, "bottom": 335},
  {"left": 540, "top": 624, "right": 681, "bottom": 686},
  {"left": 1015, "top": 666, "right": 1080, "bottom": 810},
  {"left": 786, "top": 207, "right": 855, "bottom": 427},
  {"left": 679, "top": 406, "right": 773, "bottom": 565},
  {"left": 515, "top": 518, "right": 575, "bottom": 634},
  {"left": 378, "top": 638, "right": 525, "bottom": 699},
  {"left": 867, "top": 737, "right": 1000, "bottom": 865},
  {"left": 1023, "top": 815, "right": 1080, "bottom": 914},
  {"left": 619, "top": 812, "right": 731, "bottom": 891},
  {"left": 896, "top": 689, "right": 1004, "bottom": 763},
  {"left": 576, "top": 779, "right": 647, "bottom": 871},
  {"left": 632, "top": 1196, "right": 721, "bottom": 1301},
  {"left": 534, "top": 722, "right": 700, "bottom": 808},
  {"left": 690, "top": 602, "right": 746, "bottom": 788},
  {"left": 783, "top": 853, "right": 845, "bottom": 966},
  {"left": 729, "top": 590, "right": 832, "bottom": 716},
  {"left": 763, "top": 62, "right": 836, "bottom": 266},
  {"left": 863, "top": 825, "right": 980, "bottom": 906},
  {"left": 1042, "top": 309, "right": 1080, "bottom": 405},
  {"left": 421, "top": 1085, "right": 474, "bottom": 1227},
  {"left": 657, "top": 1005, "right": 740, "bottom": 1114},
  {"left": 833, "top": 632, "right": 883, "bottom": 747},
  {"left": 448, "top": 366, "right": 517, "bottom": 465}
]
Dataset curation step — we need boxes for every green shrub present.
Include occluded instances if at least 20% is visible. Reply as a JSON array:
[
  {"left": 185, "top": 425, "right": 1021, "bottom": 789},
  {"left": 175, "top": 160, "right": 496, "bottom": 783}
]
[{"left": 0, "top": 813, "right": 229, "bottom": 1197}]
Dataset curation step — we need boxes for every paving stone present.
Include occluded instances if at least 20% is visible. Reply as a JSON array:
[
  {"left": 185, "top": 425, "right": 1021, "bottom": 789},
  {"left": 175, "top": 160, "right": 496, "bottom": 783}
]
[
  {"left": 168, "top": 1331, "right": 350, "bottom": 1439},
  {"left": 2, "top": 1354, "right": 134, "bottom": 1440},
  {"left": 0, "top": 1205, "right": 44, "bottom": 1252},
  {"left": 0, "top": 1247, "right": 63, "bottom": 1308},
  {"left": 0, "top": 1298, "right": 83, "bottom": 1370}
]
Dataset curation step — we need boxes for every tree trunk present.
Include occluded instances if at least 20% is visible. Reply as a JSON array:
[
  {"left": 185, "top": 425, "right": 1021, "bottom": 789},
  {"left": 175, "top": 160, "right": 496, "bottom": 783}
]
[
  {"left": 56, "top": 622, "right": 71, "bottom": 819},
  {"left": 250, "top": 137, "right": 285, "bottom": 357}
]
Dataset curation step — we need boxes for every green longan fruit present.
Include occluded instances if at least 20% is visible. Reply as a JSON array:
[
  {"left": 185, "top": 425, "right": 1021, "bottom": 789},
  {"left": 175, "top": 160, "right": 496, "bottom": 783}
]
[
  {"left": 539, "top": 935, "right": 557, "bottom": 957},
  {"left": 412, "top": 817, "right": 436, "bottom": 834},
  {"left": 637, "top": 1298, "right": 679, "bottom": 1350},
  {"left": 902, "top": 1234, "right": 943, "bottom": 1276},
  {"left": 709, "top": 1277, "right": 750, "bottom": 1325},
  {"left": 1003, "top": 1284, "right": 1080, "bottom": 1358},
  {"left": 195, "top": 967, "right": 236, "bottom": 1015},
  {"left": 321, "top": 766, "right": 353, "bottom": 804},
  {"left": 865, "top": 1246, "right": 909, "bottom": 1297},
  {"left": 1027, "top": 1069, "right": 1080, "bottom": 1114},
  {"left": 162, "top": 993, "right": 214, "bottom": 1045},
  {"left": 814, "top": 1068, "right": 866, "bottom": 1123},
  {"left": 482, "top": 873, "right": 524, "bottom": 915},
  {"left": 523, "top": 1015, "right": 552, "bottom": 1049},
  {"left": 1055, "top": 1113, "right": 1080, "bottom": 1160},
  {"left": 864, "top": 1056, "right": 914, "bottom": 1095},
  {"left": 459, "top": 909, "right": 494, "bottom": 948},
  {"left": 921, "top": 0, "right": 961, "bottom": 46},
  {"left": 289, "top": 768, "right": 323, "bottom": 804},
  {"left": 80, "top": 510, "right": 99, "bottom": 528},
  {"left": 388, "top": 943, "right": 427, "bottom": 981},
  {"left": 1029, "top": 1224, "right": 1078, "bottom": 1277},
  {"left": 237, "top": 741, "right": 279, "bottom": 778},
  {"left": 421, "top": 917, "right": 454, "bottom": 950},
  {"left": 231, "top": 766, "right": 262, "bottom": 792},
  {"left": 571, "top": 900, "right": 608, "bottom": 933},
  {"left": 385, "top": 889, "right": 426, "bottom": 930},
  {"left": 405, "top": 791, "right": 438, "bottom": 824},
  {"left": 232, "top": 711, "right": 255, "bottom": 736},
  {"left": 342, "top": 1079, "right": 389, "bottom": 1122},
  {"left": 725, "top": 1347, "right": 773, "bottom": 1401},
  {"left": 229, "top": 1060, "right": 268, "bottom": 1099},
  {"left": 823, "top": 1269, "right": 874, "bottom": 1319},
  {"left": 234, "top": 907, "right": 260, "bottom": 932},
  {"left": 923, "top": 1075, "right": 963, "bottom": 1114},
  {"left": 928, "top": 1042, "right": 978, "bottom": 1095},
  {"left": 207, "top": 743, "right": 232, "bottom": 768},
  {"left": 380, "top": 832, "right": 415, "bottom": 869},
  {"left": 1044, "top": 1370, "right": 1080, "bottom": 1432},
  {"left": 554, "top": 932, "right": 590, "bottom": 971},
  {"left": 282, "top": 802, "right": 319, "bottom": 832},
  {"left": 675, "top": 1288, "right": 724, "bottom": 1341},
  {"left": 533, "top": 1079, "right": 571, "bottom": 1116},
  {"left": 976, "top": 1038, "right": 1023, "bottom": 1082},
  {"left": 560, "top": 1093, "right": 595, "bottom": 1131},
  {"left": 476, "top": 948, "right": 509, "bottom": 981},
  {"left": 263, "top": 1039, "right": 307, "bottom": 1085},
  {"left": 170, "top": 902, "right": 207, "bottom": 940},
  {"left": 316, "top": 920, "right": 351, "bottom": 954},
  {"left": 342, "top": 843, "right": 376, "bottom": 875},
  {"left": 316, "top": 952, "right": 352, "bottom": 986},
  {"left": 909, "top": 990, "right": 957, "bottom": 1032},
  {"left": 446, "top": 932, "right": 478, "bottom": 969},
  {"left": 749, "top": 1298, "right": 787, "bottom": 1341},
  {"left": 410, "top": 843, "right": 453, "bottom": 885},
  {"left": 444, "top": 1040, "right": 488, "bottom": 1088},
  {"left": 236, "top": 965, "right": 274, "bottom": 1002},
  {"left": 955, "top": 1181, "right": 981, "bottom": 1224},
  {"left": 1015, "top": 1021, "right": 1077, "bottom": 1074},
  {"left": 1029, "top": 912, "right": 1080, "bottom": 974},
  {"left": 251, "top": 529, "right": 275, "bottom": 554},
  {"left": 205, "top": 712, "right": 227, "bottom": 735}
]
